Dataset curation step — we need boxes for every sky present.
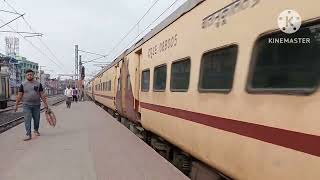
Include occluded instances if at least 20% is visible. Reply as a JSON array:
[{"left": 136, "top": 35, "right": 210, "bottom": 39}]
[{"left": 0, "top": 0, "right": 187, "bottom": 79}]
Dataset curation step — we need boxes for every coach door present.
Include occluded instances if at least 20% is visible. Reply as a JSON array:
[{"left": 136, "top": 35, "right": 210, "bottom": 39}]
[
  {"left": 134, "top": 49, "right": 142, "bottom": 113},
  {"left": 115, "top": 60, "right": 124, "bottom": 116},
  {"left": 122, "top": 59, "right": 129, "bottom": 113}
]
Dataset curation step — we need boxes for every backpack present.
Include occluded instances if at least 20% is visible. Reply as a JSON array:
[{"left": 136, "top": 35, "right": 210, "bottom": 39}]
[{"left": 73, "top": 89, "right": 78, "bottom": 95}]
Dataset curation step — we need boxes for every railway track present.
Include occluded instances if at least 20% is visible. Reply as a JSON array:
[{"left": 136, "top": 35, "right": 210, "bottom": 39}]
[
  {"left": 0, "top": 97, "right": 65, "bottom": 134},
  {"left": 1, "top": 94, "right": 63, "bottom": 113}
]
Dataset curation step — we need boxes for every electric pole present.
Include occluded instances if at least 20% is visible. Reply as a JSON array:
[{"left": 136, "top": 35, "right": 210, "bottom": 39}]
[
  {"left": 75, "top": 45, "right": 79, "bottom": 89},
  {"left": 75, "top": 45, "right": 78, "bottom": 81},
  {"left": 79, "top": 54, "right": 81, "bottom": 91}
]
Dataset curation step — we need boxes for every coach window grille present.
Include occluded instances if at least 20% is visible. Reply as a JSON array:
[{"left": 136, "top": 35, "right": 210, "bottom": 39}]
[
  {"left": 247, "top": 22, "right": 320, "bottom": 94},
  {"left": 171, "top": 58, "right": 191, "bottom": 92},
  {"left": 154, "top": 64, "right": 167, "bottom": 91},
  {"left": 108, "top": 80, "right": 111, "bottom": 91},
  {"left": 199, "top": 44, "right": 238, "bottom": 92},
  {"left": 141, "top": 69, "right": 150, "bottom": 92},
  {"left": 106, "top": 81, "right": 108, "bottom": 91}
]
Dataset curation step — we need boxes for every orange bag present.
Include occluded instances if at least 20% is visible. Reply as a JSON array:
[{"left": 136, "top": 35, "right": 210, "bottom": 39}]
[{"left": 45, "top": 108, "right": 56, "bottom": 127}]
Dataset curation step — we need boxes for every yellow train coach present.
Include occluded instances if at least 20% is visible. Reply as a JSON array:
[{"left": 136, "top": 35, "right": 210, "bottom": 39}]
[{"left": 87, "top": 0, "right": 320, "bottom": 179}]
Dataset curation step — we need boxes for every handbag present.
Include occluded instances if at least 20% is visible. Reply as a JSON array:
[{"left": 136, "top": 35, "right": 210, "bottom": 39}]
[{"left": 45, "top": 108, "right": 57, "bottom": 127}]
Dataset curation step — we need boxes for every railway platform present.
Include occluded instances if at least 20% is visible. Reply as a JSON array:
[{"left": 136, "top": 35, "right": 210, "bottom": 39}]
[{"left": 0, "top": 101, "right": 188, "bottom": 180}]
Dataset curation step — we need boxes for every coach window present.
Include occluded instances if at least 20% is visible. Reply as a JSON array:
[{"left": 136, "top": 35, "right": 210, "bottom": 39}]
[
  {"left": 141, "top": 69, "right": 150, "bottom": 92},
  {"left": 108, "top": 80, "right": 112, "bottom": 91},
  {"left": 171, "top": 58, "right": 191, "bottom": 92},
  {"left": 153, "top": 64, "right": 167, "bottom": 91},
  {"left": 199, "top": 44, "right": 238, "bottom": 92},
  {"left": 248, "top": 22, "right": 320, "bottom": 94}
]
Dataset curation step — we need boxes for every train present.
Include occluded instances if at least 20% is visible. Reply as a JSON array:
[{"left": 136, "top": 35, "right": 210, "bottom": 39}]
[
  {"left": 0, "top": 71, "right": 10, "bottom": 109},
  {"left": 86, "top": 0, "right": 320, "bottom": 179}
]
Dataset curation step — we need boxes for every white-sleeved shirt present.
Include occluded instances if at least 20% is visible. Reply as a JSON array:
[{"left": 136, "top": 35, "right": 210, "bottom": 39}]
[{"left": 64, "top": 88, "right": 73, "bottom": 97}]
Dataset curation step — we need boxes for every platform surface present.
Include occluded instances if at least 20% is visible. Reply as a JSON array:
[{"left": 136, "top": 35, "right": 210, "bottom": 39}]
[{"left": 0, "top": 101, "right": 189, "bottom": 180}]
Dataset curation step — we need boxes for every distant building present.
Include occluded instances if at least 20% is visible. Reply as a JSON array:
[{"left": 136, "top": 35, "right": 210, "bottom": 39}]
[
  {"left": 15, "top": 56, "right": 39, "bottom": 82},
  {"left": 46, "top": 78, "right": 59, "bottom": 95},
  {"left": 39, "top": 70, "right": 50, "bottom": 86}
]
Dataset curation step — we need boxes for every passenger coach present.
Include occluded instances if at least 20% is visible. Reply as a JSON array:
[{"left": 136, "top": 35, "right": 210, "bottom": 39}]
[{"left": 87, "top": 0, "right": 320, "bottom": 179}]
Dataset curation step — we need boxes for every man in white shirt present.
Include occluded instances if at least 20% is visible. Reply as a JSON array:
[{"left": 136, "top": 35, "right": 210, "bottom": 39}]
[{"left": 64, "top": 85, "right": 73, "bottom": 108}]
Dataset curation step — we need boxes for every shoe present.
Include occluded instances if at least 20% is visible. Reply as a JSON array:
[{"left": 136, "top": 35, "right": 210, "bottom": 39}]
[
  {"left": 23, "top": 135, "right": 32, "bottom": 141},
  {"left": 34, "top": 131, "right": 40, "bottom": 136}
]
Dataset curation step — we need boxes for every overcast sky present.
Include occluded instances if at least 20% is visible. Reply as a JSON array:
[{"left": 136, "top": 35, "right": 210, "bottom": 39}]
[{"left": 0, "top": 0, "right": 187, "bottom": 79}]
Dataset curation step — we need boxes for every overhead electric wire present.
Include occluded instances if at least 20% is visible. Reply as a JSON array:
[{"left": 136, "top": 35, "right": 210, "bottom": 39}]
[
  {"left": 78, "top": 49, "right": 107, "bottom": 58},
  {"left": 111, "top": 0, "right": 181, "bottom": 61},
  {"left": 3, "top": 0, "right": 65, "bottom": 68},
  {"left": 82, "top": 56, "right": 112, "bottom": 64},
  {"left": 0, "top": 17, "right": 64, "bottom": 69},
  {"left": 0, "top": 30, "right": 42, "bottom": 35},
  {"left": 0, "top": 9, "right": 22, "bottom": 15},
  {"left": 103, "top": 0, "right": 161, "bottom": 60},
  {"left": 0, "top": 13, "right": 23, "bottom": 29}
]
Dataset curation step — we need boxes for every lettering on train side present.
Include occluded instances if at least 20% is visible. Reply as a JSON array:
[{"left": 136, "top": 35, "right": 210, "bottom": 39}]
[
  {"left": 147, "top": 34, "right": 178, "bottom": 59},
  {"left": 202, "top": 0, "right": 260, "bottom": 29}
]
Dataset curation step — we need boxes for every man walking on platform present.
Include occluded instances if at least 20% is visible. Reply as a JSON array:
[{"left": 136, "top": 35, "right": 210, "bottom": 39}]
[
  {"left": 64, "top": 85, "right": 73, "bottom": 108},
  {"left": 72, "top": 87, "right": 78, "bottom": 102},
  {"left": 15, "top": 69, "right": 49, "bottom": 141}
]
